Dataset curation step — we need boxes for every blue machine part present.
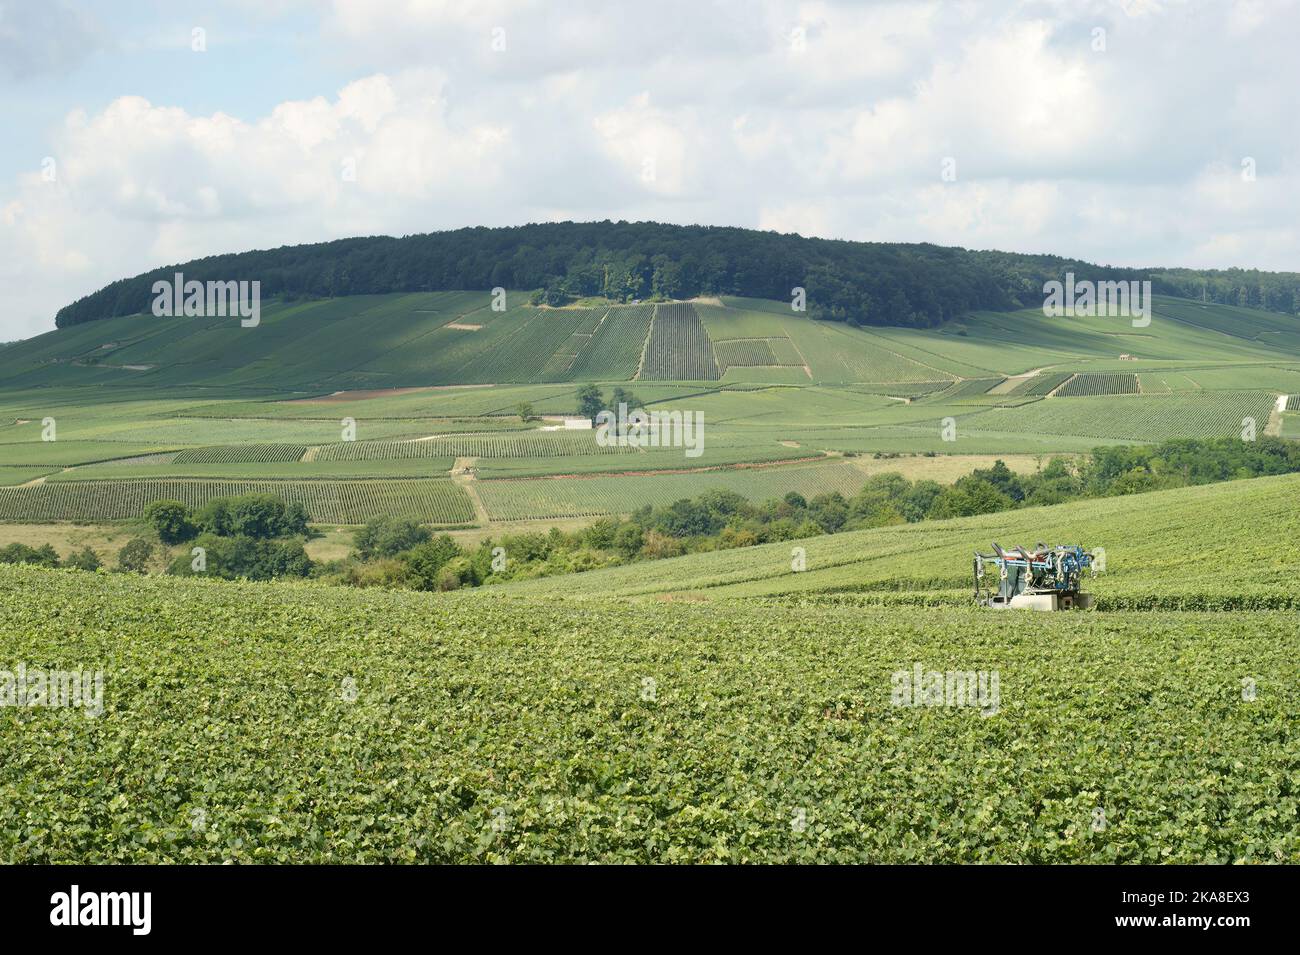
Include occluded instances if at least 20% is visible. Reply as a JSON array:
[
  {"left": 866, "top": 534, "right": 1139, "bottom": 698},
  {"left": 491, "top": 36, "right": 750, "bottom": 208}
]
[{"left": 973, "top": 542, "right": 1095, "bottom": 605}]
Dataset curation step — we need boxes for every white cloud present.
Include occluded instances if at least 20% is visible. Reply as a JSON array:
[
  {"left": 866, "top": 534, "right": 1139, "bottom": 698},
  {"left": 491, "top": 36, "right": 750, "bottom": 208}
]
[
  {"left": 593, "top": 94, "right": 696, "bottom": 197},
  {"left": 2, "top": 0, "right": 1300, "bottom": 339}
]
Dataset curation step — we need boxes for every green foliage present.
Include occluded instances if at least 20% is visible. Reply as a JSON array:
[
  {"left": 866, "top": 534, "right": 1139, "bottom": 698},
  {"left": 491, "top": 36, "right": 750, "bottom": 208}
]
[
  {"left": 57, "top": 222, "right": 1299, "bottom": 337},
  {"left": 63, "top": 546, "right": 102, "bottom": 572},
  {"left": 609, "top": 386, "right": 641, "bottom": 412},
  {"left": 399, "top": 535, "right": 464, "bottom": 590},
  {"left": 0, "top": 542, "right": 60, "bottom": 567},
  {"left": 1, "top": 560, "right": 1298, "bottom": 862},
  {"left": 116, "top": 538, "right": 153, "bottom": 573},
  {"left": 191, "top": 494, "right": 308, "bottom": 539},
  {"left": 0, "top": 542, "right": 103, "bottom": 572},
  {"left": 169, "top": 533, "right": 311, "bottom": 581},
  {"left": 144, "top": 499, "right": 196, "bottom": 544},
  {"left": 353, "top": 517, "right": 431, "bottom": 560},
  {"left": 929, "top": 478, "right": 1014, "bottom": 518},
  {"left": 576, "top": 384, "right": 604, "bottom": 424}
]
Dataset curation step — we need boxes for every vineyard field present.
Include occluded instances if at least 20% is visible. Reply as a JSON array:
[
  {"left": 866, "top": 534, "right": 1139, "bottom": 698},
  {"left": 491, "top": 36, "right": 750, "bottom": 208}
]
[
  {"left": 962, "top": 392, "right": 1275, "bottom": 442},
  {"left": 3, "top": 291, "right": 1297, "bottom": 394},
  {"left": 638, "top": 304, "right": 720, "bottom": 380},
  {"left": 315, "top": 431, "right": 634, "bottom": 460},
  {"left": 2, "top": 276, "right": 1300, "bottom": 867},
  {"left": 0, "top": 466, "right": 56, "bottom": 486},
  {"left": 0, "top": 293, "right": 1294, "bottom": 527},
  {"left": 941, "top": 378, "right": 1001, "bottom": 400},
  {"left": 3, "top": 470, "right": 1299, "bottom": 863},
  {"left": 477, "top": 460, "right": 866, "bottom": 520},
  {"left": 0, "top": 478, "right": 475, "bottom": 524},
  {"left": 1010, "top": 372, "right": 1073, "bottom": 396},
  {"left": 45, "top": 457, "right": 460, "bottom": 481},
  {"left": 0, "top": 440, "right": 181, "bottom": 466},
  {"left": 474, "top": 443, "right": 817, "bottom": 478},
  {"left": 172, "top": 444, "right": 308, "bottom": 464},
  {"left": 1055, "top": 373, "right": 1140, "bottom": 397},
  {"left": 566, "top": 305, "right": 654, "bottom": 381},
  {"left": 454, "top": 308, "right": 594, "bottom": 384},
  {"left": 713, "top": 339, "right": 782, "bottom": 369}
]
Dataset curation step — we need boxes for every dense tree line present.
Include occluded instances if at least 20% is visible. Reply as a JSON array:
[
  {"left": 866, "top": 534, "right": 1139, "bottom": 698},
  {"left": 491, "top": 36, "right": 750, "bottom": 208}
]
[
  {"left": 1151, "top": 268, "right": 1300, "bottom": 314},
  {"left": 54, "top": 221, "right": 1300, "bottom": 331}
]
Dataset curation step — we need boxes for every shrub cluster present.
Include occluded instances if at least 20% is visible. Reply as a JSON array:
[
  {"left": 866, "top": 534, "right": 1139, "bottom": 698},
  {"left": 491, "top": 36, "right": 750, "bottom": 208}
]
[
  {"left": 0, "top": 542, "right": 101, "bottom": 572},
  {"left": 139, "top": 494, "right": 313, "bottom": 581}
]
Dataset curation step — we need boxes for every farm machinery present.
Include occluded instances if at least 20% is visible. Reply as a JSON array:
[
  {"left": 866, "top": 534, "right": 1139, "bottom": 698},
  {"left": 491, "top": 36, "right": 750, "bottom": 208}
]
[{"left": 974, "top": 542, "right": 1096, "bottom": 610}]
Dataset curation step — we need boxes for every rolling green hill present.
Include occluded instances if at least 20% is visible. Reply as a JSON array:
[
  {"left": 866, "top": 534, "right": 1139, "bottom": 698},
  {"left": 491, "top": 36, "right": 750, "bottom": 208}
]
[
  {"left": 5, "top": 291, "right": 1300, "bottom": 393},
  {"left": 0, "top": 289, "right": 1297, "bottom": 525}
]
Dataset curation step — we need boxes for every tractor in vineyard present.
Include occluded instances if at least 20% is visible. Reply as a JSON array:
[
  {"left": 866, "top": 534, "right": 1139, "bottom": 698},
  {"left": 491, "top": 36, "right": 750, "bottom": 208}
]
[{"left": 974, "top": 542, "right": 1096, "bottom": 610}]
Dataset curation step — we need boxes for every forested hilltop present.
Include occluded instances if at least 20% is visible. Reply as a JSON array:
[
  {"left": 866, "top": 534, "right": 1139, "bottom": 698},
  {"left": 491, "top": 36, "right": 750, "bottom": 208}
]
[{"left": 54, "top": 220, "right": 1300, "bottom": 330}]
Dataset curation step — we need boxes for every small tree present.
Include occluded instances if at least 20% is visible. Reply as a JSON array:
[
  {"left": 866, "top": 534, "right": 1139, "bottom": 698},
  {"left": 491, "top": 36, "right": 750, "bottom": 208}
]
[
  {"left": 609, "top": 387, "right": 641, "bottom": 412},
  {"left": 116, "top": 538, "right": 154, "bottom": 574},
  {"left": 400, "top": 535, "right": 463, "bottom": 590},
  {"left": 515, "top": 401, "right": 534, "bottom": 423},
  {"left": 282, "top": 501, "right": 310, "bottom": 536},
  {"left": 576, "top": 384, "right": 604, "bottom": 423},
  {"left": 144, "top": 499, "right": 195, "bottom": 544}
]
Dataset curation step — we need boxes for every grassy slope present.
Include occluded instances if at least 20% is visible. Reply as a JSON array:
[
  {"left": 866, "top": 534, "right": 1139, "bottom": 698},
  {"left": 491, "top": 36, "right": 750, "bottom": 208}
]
[
  {"left": 0, "top": 293, "right": 1296, "bottom": 521},
  {"left": 500, "top": 471, "right": 1300, "bottom": 607},
  {"left": 2, "top": 473, "right": 1297, "bottom": 861},
  {"left": 5, "top": 292, "right": 1297, "bottom": 392}
]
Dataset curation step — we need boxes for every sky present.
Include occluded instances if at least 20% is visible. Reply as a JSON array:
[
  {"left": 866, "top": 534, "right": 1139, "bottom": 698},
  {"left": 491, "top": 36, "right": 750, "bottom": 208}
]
[{"left": 1, "top": 0, "right": 1297, "bottom": 340}]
